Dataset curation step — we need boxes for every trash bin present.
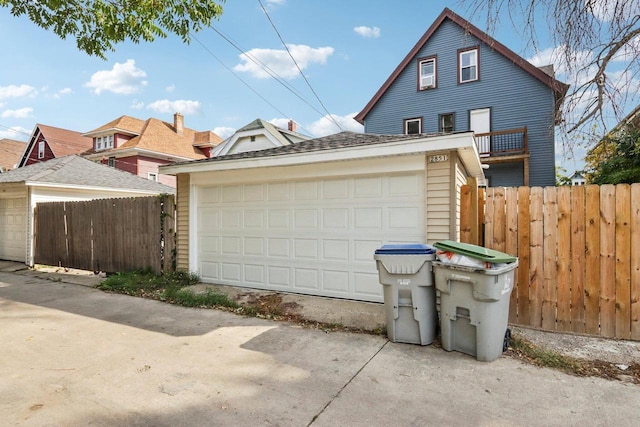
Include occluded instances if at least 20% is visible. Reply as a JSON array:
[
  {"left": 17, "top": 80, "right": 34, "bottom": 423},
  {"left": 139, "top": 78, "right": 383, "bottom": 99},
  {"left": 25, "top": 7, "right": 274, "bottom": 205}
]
[
  {"left": 433, "top": 240, "right": 518, "bottom": 362},
  {"left": 374, "top": 244, "right": 437, "bottom": 345}
]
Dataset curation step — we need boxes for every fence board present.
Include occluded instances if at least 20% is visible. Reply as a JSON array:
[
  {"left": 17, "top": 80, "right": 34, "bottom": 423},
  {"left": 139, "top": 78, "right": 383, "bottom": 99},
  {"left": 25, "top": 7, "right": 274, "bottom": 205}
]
[
  {"left": 529, "top": 188, "right": 544, "bottom": 327},
  {"left": 517, "top": 187, "right": 531, "bottom": 325},
  {"left": 505, "top": 187, "right": 519, "bottom": 324},
  {"left": 492, "top": 187, "right": 506, "bottom": 253},
  {"left": 485, "top": 188, "right": 495, "bottom": 250},
  {"left": 34, "top": 202, "right": 68, "bottom": 267},
  {"left": 460, "top": 184, "right": 472, "bottom": 243},
  {"left": 631, "top": 184, "right": 640, "bottom": 341},
  {"left": 600, "top": 185, "right": 616, "bottom": 338},
  {"left": 615, "top": 185, "right": 631, "bottom": 339},
  {"left": 556, "top": 187, "right": 572, "bottom": 331},
  {"left": 542, "top": 187, "right": 558, "bottom": 331},
  {"left": 571, "top": 186, "right": 586, "bottom": 333},
  {"left": 585, "top": 185, "right": 601, "bottom": 335}
]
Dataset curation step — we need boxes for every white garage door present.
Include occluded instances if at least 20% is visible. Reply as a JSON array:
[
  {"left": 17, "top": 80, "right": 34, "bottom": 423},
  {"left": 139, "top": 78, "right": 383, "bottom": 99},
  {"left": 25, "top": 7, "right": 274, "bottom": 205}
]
[
  {"left": 196, "top": 172, "right": 425, "bottom": 302},
  {"left": 0, "top": 196, "right": 27, "bottom": 262}
]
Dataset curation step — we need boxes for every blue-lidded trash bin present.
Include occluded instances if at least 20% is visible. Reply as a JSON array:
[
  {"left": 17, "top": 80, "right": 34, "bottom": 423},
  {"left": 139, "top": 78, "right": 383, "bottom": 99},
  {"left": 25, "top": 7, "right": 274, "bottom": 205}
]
[{"left": 374, "top": 244, "right": 437, "bottom": 345}]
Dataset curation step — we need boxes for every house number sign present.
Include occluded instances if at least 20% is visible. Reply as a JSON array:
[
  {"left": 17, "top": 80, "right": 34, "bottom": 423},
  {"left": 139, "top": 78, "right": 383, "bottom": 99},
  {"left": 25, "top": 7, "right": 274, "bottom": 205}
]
[{"left": 428, "top": 154, "right": 448, "bottom": 163}]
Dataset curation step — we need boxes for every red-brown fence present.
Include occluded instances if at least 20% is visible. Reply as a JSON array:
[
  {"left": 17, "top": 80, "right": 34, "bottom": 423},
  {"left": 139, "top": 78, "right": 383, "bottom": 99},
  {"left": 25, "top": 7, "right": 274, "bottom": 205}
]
[
  {"left": 34, "top": 195, "right": 175, "bottom": 274},
  {"left": 461, "top": 184, "right": 639, "bottom": 341}
]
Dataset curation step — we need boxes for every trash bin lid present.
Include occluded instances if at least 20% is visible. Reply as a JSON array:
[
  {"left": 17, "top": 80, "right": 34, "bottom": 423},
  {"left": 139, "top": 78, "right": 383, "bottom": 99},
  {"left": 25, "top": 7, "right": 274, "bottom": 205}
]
[
  {"left": 434, "top": 240, "right": 517, "bottom": 263},
  {"left": 374, "top": 244, "right": 436, "bottom": 255}
]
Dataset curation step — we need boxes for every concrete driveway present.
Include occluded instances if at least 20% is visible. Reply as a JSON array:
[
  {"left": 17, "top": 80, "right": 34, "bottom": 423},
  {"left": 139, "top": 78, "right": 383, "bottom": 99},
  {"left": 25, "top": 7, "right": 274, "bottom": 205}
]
[{"left": 1, "top": 270, "right": 638, "bottom": 426}]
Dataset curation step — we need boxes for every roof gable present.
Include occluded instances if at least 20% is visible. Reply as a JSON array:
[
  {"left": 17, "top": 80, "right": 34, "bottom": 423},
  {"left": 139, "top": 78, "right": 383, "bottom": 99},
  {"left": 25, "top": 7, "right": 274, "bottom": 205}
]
[
  {"left": 84, "top": 115, "right": 146, "bottom": 136},
  {"left": 18, "top": 124, "right": 93, "bottom": 166},
  {"left": 213, "top": 118, "right": 310, "bottom": 156},
  {"left": 354, "top": 7, "right": 569, "bottom": 124}
]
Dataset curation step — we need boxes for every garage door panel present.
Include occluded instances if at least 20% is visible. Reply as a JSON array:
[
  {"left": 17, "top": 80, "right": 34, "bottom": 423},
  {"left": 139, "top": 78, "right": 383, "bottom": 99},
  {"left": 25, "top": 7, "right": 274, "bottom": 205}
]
[
  {"left": 196, "top": 172, "right": 424, "bottom": 302},
  {"left": 0, "top": 196, "right": 27, "bottom": 262}
]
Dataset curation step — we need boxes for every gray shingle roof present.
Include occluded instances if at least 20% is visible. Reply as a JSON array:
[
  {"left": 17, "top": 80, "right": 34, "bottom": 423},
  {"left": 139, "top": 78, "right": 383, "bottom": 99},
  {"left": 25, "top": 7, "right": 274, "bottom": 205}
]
[
  {"left": 0, "top": 155, "right": 175, "bottom": 194},
  {"left": 180, "top": 131, "right": 440, "bottom": 166}
]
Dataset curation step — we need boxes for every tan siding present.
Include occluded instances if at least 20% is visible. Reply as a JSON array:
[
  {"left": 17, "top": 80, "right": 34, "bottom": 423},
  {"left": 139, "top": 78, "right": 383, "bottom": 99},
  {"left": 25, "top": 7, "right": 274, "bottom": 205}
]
[
  {"left": 176, "top": 173, "right": 190, "bottom": 271},
  {"left": 425, "top": 154, "right": 452, "bottom": 244}
]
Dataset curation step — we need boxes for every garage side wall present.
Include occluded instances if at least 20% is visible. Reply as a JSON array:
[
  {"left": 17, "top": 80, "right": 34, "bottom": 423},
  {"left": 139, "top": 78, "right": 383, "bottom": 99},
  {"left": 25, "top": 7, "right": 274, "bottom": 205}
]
[
  {"left": 176, "top": 173, "right": 190, "bottom": 271},
  {"left": 454, "top": 154, "right": 471, "bottom": 241},
  {"left": 425, "top": 154, "right": 453, "bottom": 243}
]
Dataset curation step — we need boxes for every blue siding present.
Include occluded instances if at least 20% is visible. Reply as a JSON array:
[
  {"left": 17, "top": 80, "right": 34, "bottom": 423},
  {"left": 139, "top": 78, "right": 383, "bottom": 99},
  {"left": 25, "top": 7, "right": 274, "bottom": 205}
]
[{"left": 364, "top": 20, "right": 557, "bottom": 187}]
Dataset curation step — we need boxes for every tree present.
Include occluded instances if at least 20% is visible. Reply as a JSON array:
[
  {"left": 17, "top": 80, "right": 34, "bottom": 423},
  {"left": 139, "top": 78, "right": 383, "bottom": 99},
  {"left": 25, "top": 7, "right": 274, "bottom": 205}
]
[
  {"left": 555, "top": 166, "right": 572, "bottom": 186},
  {"left": 463, "top": 0, "right": 640, "bottom": 144},
  {"left": 0, "top": 0, "right": 225, "bottom": 59},
  {"left": 586, "top": 126, "right": 640, "bottom": 184}
]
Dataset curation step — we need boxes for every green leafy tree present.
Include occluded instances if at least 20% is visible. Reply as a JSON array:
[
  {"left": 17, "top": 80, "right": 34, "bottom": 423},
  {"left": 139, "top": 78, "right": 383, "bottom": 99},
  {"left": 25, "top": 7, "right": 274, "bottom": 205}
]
[
  {"left": 555, "top": 166, "right": 572, "bottom": 186},
  {"left": 1, "top": 0, "right": 225, "bottom": 59},
  {"left": 587, "top": 126, "right": 640, "bottom": 184}
]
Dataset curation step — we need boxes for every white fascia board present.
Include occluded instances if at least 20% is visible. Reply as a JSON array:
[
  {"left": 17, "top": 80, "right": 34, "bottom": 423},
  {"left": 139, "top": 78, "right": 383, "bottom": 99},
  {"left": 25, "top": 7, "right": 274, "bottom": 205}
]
[
  {"left": 162, "top": 132, "right": 484, "bottom": 179},
  {"left": 85, "top": 148, "right": 194, "bottom": 162},
  {"left": 25, "top": 181, "right": 162, "bottom": 195},
  {"left": 82, "top": 127, "right": 139, "bottom": 138}
]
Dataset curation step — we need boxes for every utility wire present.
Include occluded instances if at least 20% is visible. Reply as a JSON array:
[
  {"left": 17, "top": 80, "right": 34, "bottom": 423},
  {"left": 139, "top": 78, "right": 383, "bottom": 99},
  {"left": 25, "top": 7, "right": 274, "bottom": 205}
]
[{"left": 257, "top": 0, "right": 343, "bottom": 131}]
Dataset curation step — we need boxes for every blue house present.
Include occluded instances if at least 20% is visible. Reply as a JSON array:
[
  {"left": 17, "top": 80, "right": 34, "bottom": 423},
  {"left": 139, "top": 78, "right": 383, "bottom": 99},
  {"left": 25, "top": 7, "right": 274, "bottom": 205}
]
[{"left": 354, "top": 8, "right": 569, "bottom": 187}]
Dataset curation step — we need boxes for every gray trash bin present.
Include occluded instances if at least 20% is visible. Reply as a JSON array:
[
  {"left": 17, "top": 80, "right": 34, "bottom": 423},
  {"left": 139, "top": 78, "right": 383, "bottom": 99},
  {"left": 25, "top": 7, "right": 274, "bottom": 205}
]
[
  {"left": 374, "top": 244, "right": 437, "bottom": 345},
  {"left": 433, "top": 240, "right": 518, "bottom": 362}
]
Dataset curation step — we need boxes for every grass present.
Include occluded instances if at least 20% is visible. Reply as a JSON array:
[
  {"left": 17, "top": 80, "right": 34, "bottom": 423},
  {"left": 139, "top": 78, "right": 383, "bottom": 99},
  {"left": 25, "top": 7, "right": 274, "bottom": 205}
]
[
  {"left": 97, "top": 270, "right": 239, "bottom": 309},
  {"left": 507, "top": 335, "right": 585, "bottom": 373}
]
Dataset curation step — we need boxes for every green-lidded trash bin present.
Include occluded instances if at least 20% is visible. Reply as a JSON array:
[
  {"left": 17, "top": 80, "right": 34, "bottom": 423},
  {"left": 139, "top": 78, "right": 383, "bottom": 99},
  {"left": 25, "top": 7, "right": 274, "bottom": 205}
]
[
  {"left": 433, "top": 240, "right": 518, "bottom": 362},
  {"left": 374, "top": 244, "right": 437, "bottom": 345}
]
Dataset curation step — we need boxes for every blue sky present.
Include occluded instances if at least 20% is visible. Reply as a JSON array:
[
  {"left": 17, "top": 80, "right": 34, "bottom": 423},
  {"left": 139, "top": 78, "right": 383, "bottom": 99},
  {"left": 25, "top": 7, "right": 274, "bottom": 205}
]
[{"left": 0, "top": 0, "right": 628, "bottom": 173}]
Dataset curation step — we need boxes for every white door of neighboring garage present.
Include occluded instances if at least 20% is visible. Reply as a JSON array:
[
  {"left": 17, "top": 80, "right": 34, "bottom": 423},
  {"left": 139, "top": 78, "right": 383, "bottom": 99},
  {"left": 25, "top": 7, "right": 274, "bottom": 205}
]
[
  {"left": 195, "top": 170, "right": 425, "bottom": 302},
  {"left": 0, "top": 196, "right": 27, "bottom": 262}
]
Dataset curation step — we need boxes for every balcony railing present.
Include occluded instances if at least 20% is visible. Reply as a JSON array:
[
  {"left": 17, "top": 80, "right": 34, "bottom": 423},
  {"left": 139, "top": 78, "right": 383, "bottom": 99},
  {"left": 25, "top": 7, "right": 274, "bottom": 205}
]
[{"left": 475, "top": 127, "right": 528, "bottom": 157}]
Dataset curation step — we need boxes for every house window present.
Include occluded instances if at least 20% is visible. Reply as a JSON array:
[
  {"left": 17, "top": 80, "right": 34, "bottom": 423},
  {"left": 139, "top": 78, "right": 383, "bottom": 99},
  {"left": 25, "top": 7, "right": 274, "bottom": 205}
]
[
  {"left": 439, "top": 113, "right": 455, "bottom": 133},
  {"left": 404, "top": 117, "right": 422, "bottom": 135},
  {"left": 108, "top": 157, "right": 116, "bottom": 167},
  {"left": 418, "top": 56, "right": 436, "bottom": 90},
  {"left": 96, "top": 135, "right": 114, "bottom": 151},
  {"left": 459, "top": 47, "right": 479, "bottom": 83},
  {"left": 38, "top": 141, "right": 45, "bottom": 159},
  {"left": 250, "top": 136, "right": 256, "bottom": 142},
  {"left": 148, "top": 172, "right": 158, "bottom": 182}
]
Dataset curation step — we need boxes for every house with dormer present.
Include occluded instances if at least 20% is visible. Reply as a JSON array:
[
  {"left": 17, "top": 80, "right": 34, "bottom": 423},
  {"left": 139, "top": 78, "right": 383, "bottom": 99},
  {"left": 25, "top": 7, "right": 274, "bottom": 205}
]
[
  {"left": 212, "top": 118, "right": 309, "bottom": 156},
  {"left": 17, "top": 124, "right": 93, "bottom": 167},
  {"left": 82, "top": 113, "right": 222, "bottom": 187},
  {"left": 354, "top": 8, "right": 569, "bottom": 187}
]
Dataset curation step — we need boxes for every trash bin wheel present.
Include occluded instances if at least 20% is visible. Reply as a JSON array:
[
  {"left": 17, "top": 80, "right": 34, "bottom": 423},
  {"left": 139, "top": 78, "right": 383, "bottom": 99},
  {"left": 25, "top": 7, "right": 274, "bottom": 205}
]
[{"left": 503, "top": 328, "right": 511, "bottom": 352}]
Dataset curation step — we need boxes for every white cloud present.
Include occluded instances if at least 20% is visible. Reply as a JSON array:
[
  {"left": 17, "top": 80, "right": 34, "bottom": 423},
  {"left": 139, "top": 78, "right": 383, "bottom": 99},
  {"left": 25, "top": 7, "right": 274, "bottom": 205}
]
[
  {"left": 527, "top": 45, "right": 593, "bottom": 77},
  {"left": 53, "top": 88, "right": 72, "bottom": 99},
  {"left": 166, "top": 84, "right": 175, "bottom": 93},
  {"left": 354, "top": 26, "right": 381, "bottom": 38},
  {"left": 0, "top": 125, "right": 30, "bottom": 140},
  {"left": 130, "top": 100, "right": 144, "bottom": 110},
  {"left": 1, "top": 107, "right": 33, "bottom": 119},
  {"left": 146, "top": 99, "right": 201, "bottom": 115},
  {"left": 0, "top": 84, "right": 37, "bottom": 100},
  {"left": 266, "top": 0, "right": 285, "bottom": 4},
  {"left": 307, "top": 113, "right": 363, "bottom": 137},
  {"left": 268, "top": 118, "right": 291, "bottom": 129},
  {"left": 213, "top": 126, "right": 236, "bottom": 139},
  {"left": 234, "top": 44, "right": 334, "bottom": 79},
  {"left": 586, "top": 0, "right": 640, "bottom": 22},
  {"left": 85, "top": 59, "right": 148, "bottom": 95}
]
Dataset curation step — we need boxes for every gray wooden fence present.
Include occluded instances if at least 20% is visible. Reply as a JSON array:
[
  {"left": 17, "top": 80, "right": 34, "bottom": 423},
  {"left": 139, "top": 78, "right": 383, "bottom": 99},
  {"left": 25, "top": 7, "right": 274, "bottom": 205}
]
[{"left": 34, "top": 195, "right": 175, "bottom": 274}]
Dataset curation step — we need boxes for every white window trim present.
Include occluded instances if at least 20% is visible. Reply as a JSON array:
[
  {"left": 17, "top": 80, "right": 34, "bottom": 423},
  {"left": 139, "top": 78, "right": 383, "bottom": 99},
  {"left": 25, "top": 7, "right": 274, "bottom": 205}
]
[
  {"left": 418, "top": 57, "right": 436, "bottom": 90},
  {"left": 37, "top": 141, "right": 45, "bottom": 159},
  {"left": 148, "top": 172, "right": 158, "bottom": 182},
  {"left": 404, "top": 118, "right": 422, "bottom": 135},
  {"left": 459, "top": 48, "right": 479, "bottom": 83},
  {"left": 95, "top": 134, "right": 114, "bottom": 151}
]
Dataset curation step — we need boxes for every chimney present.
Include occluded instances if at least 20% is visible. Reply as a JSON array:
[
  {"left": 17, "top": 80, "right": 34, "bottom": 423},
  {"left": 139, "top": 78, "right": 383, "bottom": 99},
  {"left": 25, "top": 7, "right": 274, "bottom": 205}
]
[
  {"left": 288, "top": 119, "right": 297, "bottom": 132},
  {"left": 174, "top": 112, "right": 184, "bottom": 135}
]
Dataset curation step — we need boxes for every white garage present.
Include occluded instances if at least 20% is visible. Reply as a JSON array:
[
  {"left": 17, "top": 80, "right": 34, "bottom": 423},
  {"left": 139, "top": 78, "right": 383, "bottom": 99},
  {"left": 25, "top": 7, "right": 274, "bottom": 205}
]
[
  {"left": 162, "top": 131, "right": 485, "bottom": 303},
  {"left": 0, "top": 186, "right": 28, "bottom": 262}
]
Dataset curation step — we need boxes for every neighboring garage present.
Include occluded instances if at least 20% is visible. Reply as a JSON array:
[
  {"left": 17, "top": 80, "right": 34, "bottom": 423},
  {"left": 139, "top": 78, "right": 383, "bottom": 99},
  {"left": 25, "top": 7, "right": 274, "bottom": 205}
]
[
  {"left": 161, "top": 131, "right": 485, "bottom": 303},
  {"left": 0, "top": 155, "right": 175, "bottom": 265},
  {"left": 0, "top": 185, "right": 28, "bottom": 262}
]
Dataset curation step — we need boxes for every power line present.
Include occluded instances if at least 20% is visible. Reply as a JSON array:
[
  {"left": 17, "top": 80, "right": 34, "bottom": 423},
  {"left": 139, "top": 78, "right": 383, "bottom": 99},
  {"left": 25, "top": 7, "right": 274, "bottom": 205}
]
[{"left": 257, "top": 0, "right": 343, "bottom": 131}]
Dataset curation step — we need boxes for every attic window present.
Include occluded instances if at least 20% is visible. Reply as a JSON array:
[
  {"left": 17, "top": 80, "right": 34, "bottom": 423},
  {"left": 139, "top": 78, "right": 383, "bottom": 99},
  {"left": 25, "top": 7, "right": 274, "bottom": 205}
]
[
  {"left": 250, "top": 136, "right": 256, "bottom": 142},
  {"left": 96, "top": 134, "right": 114, "bottom": 151},
  {"left": 459, "top": 47, "right": 479, "bottom": 83},
  {"left": 418, "top": 56, "right": 436, "bottom": 90},
  {"left": 38, "top": 141, "right": 45, "bottom": 159}
]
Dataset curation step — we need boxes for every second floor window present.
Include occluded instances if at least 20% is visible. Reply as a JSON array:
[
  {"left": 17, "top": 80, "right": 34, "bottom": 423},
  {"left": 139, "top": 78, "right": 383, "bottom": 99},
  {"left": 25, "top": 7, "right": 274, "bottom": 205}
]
[
  {"left": 108, "top": 157, "right": 116, "bottom": 167},
  {"left": 96, "top": 135, "right": 114, "bottom": 151},
  {"left": 418, "top": 57, "right": 436, "bottom": 90},
  {"left": 439, "top": 113, "right": 455, "bottom": 133},
  {"left": 459, "top": 47, "right": 478, "bottom": 83},
  {"left": 404, "top": 117, "right": 422, "bottom": 135}
]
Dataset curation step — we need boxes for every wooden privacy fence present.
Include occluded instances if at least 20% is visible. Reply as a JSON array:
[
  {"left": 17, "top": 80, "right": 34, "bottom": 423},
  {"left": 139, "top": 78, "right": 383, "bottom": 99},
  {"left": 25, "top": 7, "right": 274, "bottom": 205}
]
[
  {"left": 461, "top": 184, "right": 640, "bottom": 341},
  {"left": 34, "top": 195, "right": 175, "bottom": 274}
]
